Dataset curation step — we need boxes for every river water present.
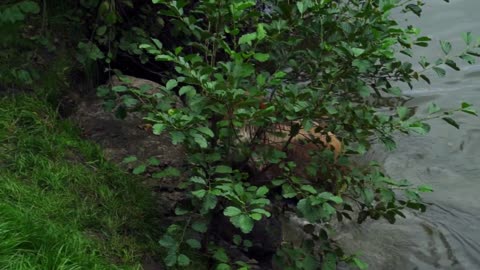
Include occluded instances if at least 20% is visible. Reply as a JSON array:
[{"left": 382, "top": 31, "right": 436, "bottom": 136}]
[{"left": 337, "top": 1, "right": 480, "bottom": 269}]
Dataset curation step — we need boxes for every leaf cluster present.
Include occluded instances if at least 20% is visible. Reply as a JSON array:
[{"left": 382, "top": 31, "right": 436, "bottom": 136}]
[{"left": 87, "top": 0, "right": 480, "bottom": 269}]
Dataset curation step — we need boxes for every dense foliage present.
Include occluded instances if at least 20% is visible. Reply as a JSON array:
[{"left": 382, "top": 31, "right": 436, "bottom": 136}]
[
  {"left": 2, "top": 0, "right": 480, "bottom": 269},
  {"left": 0, "top": 1, "right": 42, "bottom": 86},
  {"left": 93, "top": 1, "right": 480, "bottom": 269}
]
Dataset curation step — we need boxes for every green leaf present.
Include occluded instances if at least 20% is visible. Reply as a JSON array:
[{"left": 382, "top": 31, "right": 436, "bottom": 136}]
[
  {"left": 175, "top": 47, "right": 183, "bottom": 55},
  {"left": 432, "top": 67, "right": 446, "bottom": 77},
  {"left": 216, "top": 263, "right": 231, "bottom": 270},
  {"left": 282, "top": 184, "right": 297, "bottom": 198},
  {"left": 257, "top": 23, "right": 267, "bottom": 40},
  {"left": 253, "top": 53, "right": 270, "bottom": 62},
  {"left": 152, "top": 167, "right": 181, "bottom": 178},
  {"left": 352, "top": 258, "right": 368, "bottom": 270},
  {"left": 442, "top": 117, "right": 460, "bottom": 129},
  {"left": 192, "top": 220, "right": 208, "bottom": 233},
  {"left": 266, "top": 149, "right": 287, "bottom": 164},
  {"left": 179, "top": 85, "right": 195, "bottom": 96},
  {"left": 196, "top": 126, "right": 214, "bottom": 138},
  {"left": 230, "top": 214, "right": 254, "bottom": 233},
  {"left": 321, "top": 202, "right": 337, "bottom": 217},
  {"left": 213, "top": 248, "right": 229, "bottom": 263},
  {"left": 461, "top": 107, "right": 478, "bottom": 116},
  {"left": 440, "top": 40, "right": 452, "bottom": 55},
  {"left": 396, "top": 106, "right": 409, "bottom": 120},
  {"left": 445, "top": 59, "right": 460, "bottom": 71},
  {"left": 243, "top": 239, "right": 253, "bottom": 248},
  {"left": 467, "top": 50, "right": 480, "bottom": 57},
  {"left": 112, "top": 85, "right": 128, "bottom": 92},
  {"left": 166, "top": 79, "right": 178, "bottom": 91},
  {"left": 380, "top": 188, "right": 395, "bottom": 203},
  {"left": 427, "top": 102, "right": 440, "bottom": 114},
  {"left": 250, "top": 213, "right": 262, "bottom": 221},
  {"left": 329, "top": 196, "right": 343, "bottom": 204},
  {"left": 224, "top": 206, "right": 242, "bottom": 217},
  {"left": 114, "top": 105, "right": 127, "bottom": 119},
  {"left": 358, "top": 86, "right": 370, "bottom": 97},
  {"left": 18, "top": 1, "right": 40, "bottom": 14},
  {"left": 139, "top": 43, "right": 152, "bottom": 49},
  {"left": 408, "top": 122, "right": 431, "bottom": 135},
  {"left": 96, "top": 25, "right": 107, "bottom": 36},
  {"left": 152, "top": 38, "right": 163, "bottom": 49},
  {"left": 459, "top": 54, "right": 476, "bottom": 64},
  {"left": 297, "top": 198, "right": 319, "bottom": 222},
  {"left": 177, "top": 254, "right": 191, "bottom": 266},
  {"left": 351, "top": 48, "right": 365, "bottom": 57},
  {"left": 462, "top": 102, "right": 472, "bottom": 109},
  {"left": 171, "top": 131, "right": 186, "bottom": 144},
  {"left": 133, "top": 165, "right": 146, "bottom": 175},
  {"left": 296, "top": 2, "right": 306, "bottom": 14},
  {"left": 123, "top": 96, "right": 138, "bottom": 108},
  {"left": 155, "top": 54, "right": 174, "bottom": 61},
  {"left": 202, "top": 193, "right": 218, "bottom": 214},
  {"left": 174, "top": 206, "right": 189, "bottom": 215},
  {"left": 164, "top": 251, "right": 177, "bottom": 267},
  {"left": 405, "top": 4, "right": 422, "bottom": 17},
  {"left": 152, "top": 123, "right": 166, "bottom": 135},
  {"left": 362, "top": 188, "right": 375, "bottom": 205},
  {"left": 192, "top": 189, "right": 206, "bottom": 199},
  {"left": 148, "top": 157, "right": 160, "bottom": 166},
  {"left": 159, "top": 235, "right": 177, "bottom": 248},
  {"left": 462, "top": 32, "right": 473, "bottom": 45},
  {"left": 386, "top": 86, "right": 402, "bottom": 96},
  {"left": 190, "top": 176, "right": 207, "bottom": 185},
  {"left": 215, "top": 165, "right": 233, "bottom": 174},
  {"left": 186, "top": 238, "right": 201, "bottom": 249},
  {"left": 274, "top": 71, "right": 287, "bottom": 78},
  {"left": 302, "top": 255, "right": 319, "bottom": 270},
  {"left": 418, "top": 185, "right": 434, "bottom": 192},
  {"left": 96, "top": 86, "right": 110, "bottom": 97},
  {"left": 233, "top": 62, "right": 255, "bottom": 78},
  {"left": 239, "top": 32, "right": 257, "bottom": 45},
  {"left": 251, "top": 208, "right": 271, "bottom": 217},
  {"left": 420, "top": 74, "right": 431, "bottom": 84},
  {"left": 250, "top": 198, "right": 269, "bottom": 206},
  {"left": 301, "top": 185, "right": 317, "bottom": 194},
  {"left": 272, "top": 179, "right": 286, "bottom": 186},
  {"left": 317, "top": 192, "right": 335, "bottom": 201},
  {"left": 256, "top": 186, "right": 269, "bottom": 196},
  {"left": 256, "top": 73, "right": 268, "bottom": 86},
  {"left": 122, "top": 156, "right": 137, "bottom": 163},
  {"left": 233, "top": 235, "right": 242, "bottom": 245}
]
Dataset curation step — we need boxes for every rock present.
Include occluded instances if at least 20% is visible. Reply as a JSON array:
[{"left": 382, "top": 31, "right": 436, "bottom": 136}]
[
  {"left": 70, "top": 75, "right": 187, "bottom": 215},
  {"left": 110, "top": 74, "right": 184, "bottom": 108}
]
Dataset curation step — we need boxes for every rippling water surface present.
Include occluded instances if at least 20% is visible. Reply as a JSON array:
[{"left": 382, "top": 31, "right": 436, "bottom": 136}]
[{"left": 337, "top": 1, "right": 480, "bottom": 269}]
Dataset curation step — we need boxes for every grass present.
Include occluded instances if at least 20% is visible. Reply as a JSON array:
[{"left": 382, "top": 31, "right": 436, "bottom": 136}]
[{"left": 0, "top": 94, "right": 162, "bottom": 269}]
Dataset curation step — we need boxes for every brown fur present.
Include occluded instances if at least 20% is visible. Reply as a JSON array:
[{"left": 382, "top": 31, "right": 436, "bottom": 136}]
[{"left": 240, "top": 122, "right": 343, "bottom": 184}]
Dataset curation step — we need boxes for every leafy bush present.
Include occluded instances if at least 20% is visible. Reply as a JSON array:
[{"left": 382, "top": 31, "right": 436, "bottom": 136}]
[
  {"left": 90, "top": 0, "right": 480, "bottom": 269},
  {"left": 0, "top": 0, "right": 87, "bottom": 93},
  {"left": 0, "top": 1, "right": 42, "bottom": 87}
]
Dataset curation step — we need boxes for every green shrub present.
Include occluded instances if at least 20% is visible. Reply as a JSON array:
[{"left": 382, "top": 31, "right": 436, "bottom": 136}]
[
  {"left": 89, "top": 0, "right": 480, "bottom": 269},
  {"left": 0, "top": 1, "right": 42, "bottom": 87}
]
